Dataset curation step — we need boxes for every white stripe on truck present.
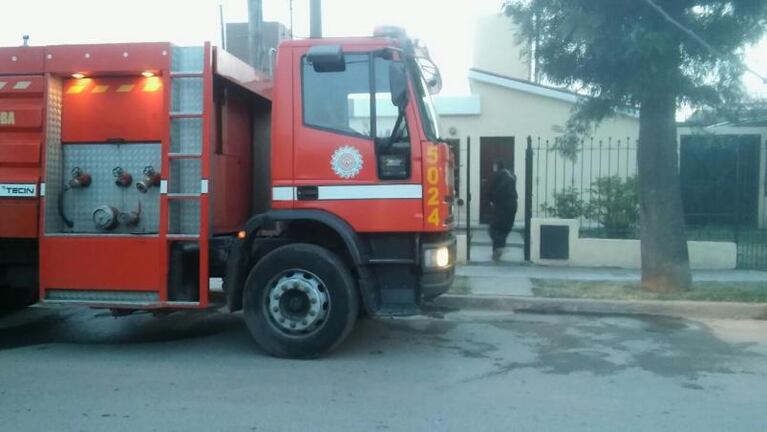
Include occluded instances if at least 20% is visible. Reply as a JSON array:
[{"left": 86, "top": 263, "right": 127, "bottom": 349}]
[
  {"left": 272, "top": 187, "right": 296, "bottom": 201},
  {"left": 272, "top": 185, "right": 422, "bottom": 201}
]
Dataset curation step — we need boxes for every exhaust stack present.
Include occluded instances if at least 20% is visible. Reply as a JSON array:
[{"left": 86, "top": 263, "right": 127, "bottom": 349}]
[{"left": 310, "top": 0, "right": 322, "bottom": 38}]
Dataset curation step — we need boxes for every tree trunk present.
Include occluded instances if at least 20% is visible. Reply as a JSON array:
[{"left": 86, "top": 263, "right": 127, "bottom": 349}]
[{"left": 638, "top": 90, "right": 692, "bottom": 292}]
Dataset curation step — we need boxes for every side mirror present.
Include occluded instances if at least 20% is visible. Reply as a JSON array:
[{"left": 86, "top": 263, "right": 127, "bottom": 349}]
[
  {"left": 389, "top": 62, "right": 408, "bottom": 108},
  {"left": 307, "top": 45, "right": 345, "bottom": 73}
]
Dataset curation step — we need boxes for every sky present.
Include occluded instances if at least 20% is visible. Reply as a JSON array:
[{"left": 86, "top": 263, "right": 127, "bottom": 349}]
[{"left": 0, "top": 0, "right": 764, "bottom": 98}]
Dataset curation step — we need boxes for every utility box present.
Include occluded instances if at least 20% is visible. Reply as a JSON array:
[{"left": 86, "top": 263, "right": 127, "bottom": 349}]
[
  {"left": 530, "top": 218, "right": 579, "bottom": 264},
  {"left": 540, "top": 224, "right": 569, "bottom": 260}
]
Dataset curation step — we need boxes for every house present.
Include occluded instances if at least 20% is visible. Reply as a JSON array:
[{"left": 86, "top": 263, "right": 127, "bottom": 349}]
[{"left": 438, "top": 14, "right": 640, "bottom": 227}]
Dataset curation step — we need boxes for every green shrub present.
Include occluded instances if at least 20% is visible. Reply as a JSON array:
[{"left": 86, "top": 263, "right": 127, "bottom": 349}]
[
  {"left": 585, "top": 176, "right": 638, "bottom": 237},
  {"left": 541, "top": 186, "right": 585, "bottom": 219}
]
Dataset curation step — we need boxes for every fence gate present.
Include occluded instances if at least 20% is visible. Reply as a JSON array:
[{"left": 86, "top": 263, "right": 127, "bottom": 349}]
[{"left": 680, "top": 134, "right": 766, "bottom": 270}]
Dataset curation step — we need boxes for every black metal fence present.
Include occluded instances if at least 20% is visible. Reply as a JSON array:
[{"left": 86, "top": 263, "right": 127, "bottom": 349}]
[
  {"left": 680, "top": 134, "right": 766, "bottom": 270},
  {"left": 530, "top": 136, "right": 638, "bottom": 237},
  {"left": 525, "top": 135, "right": 767, "bottom": 270}
]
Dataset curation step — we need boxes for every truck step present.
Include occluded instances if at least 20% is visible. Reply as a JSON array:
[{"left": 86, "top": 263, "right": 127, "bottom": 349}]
[
  {"left": 375, "top": 288, "right": 420, "bottom": 316},
  {"left": 375, "top": 305, "right": 421, "bottom": 317},
  {"left": 45, "top": 290, "right": 160, "bottom": 304}
]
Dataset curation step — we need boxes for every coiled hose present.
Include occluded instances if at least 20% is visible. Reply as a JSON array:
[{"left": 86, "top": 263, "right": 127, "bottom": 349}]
[{"left": 57, "top": 185, "right": 74, "bottom": 228}]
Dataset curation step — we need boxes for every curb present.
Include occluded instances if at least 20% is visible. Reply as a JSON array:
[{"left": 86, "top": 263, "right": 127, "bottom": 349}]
[{"left": 435, "top": 295, "right": 767, "bottom": 320}]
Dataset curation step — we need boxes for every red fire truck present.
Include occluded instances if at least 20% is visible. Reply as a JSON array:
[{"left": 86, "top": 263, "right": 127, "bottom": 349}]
[{"left": 0, "top": 28, "right": 455, "bottom": 357}]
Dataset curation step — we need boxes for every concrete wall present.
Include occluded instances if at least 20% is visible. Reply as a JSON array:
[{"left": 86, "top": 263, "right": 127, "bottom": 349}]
[
  {"left": 530, "top": 218, "right": 737, "bottom": 270},
  {"left": 441, "top": 80, "right": 640, "bottom": 226}
]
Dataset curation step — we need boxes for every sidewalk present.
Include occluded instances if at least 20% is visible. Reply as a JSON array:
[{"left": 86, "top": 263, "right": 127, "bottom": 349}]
[
  {"left": 437, "top": 262, "right": 767, "bottom": 320},
  {"left": 457, "top": 263, "right": 767, "bottom": 293}
]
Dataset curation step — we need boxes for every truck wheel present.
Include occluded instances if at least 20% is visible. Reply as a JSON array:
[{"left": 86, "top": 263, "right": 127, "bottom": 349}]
[{"left": 242, "top": 243, "right": 358, "bottom": 358}]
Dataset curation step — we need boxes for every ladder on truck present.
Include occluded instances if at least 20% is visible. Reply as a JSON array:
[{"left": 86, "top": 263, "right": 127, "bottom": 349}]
[{"left": 163, "top": 43, "right": 213, "bottom": 307}]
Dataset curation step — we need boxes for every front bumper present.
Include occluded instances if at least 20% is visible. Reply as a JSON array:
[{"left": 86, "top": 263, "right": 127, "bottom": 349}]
[{"left": 420, "top": 234, "right": 456, "bottom": 301}]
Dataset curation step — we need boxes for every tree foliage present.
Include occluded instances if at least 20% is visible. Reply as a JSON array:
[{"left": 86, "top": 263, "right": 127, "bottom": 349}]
[
  {"left": 686, "top": 98, "right": 767, "bottom": 126},
  {"left": 505, "top": 0, "right": 766, "bottom": 121}
]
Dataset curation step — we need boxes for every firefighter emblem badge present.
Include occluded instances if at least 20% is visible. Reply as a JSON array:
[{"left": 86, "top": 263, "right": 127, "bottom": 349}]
[{"left": 331, "top": 146, "right": 363, "bottom": 179}]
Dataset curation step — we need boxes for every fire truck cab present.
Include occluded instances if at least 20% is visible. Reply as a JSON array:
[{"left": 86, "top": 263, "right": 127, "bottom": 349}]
[{"left": 0, "top": 28, "right": 455, "bottom": 358}]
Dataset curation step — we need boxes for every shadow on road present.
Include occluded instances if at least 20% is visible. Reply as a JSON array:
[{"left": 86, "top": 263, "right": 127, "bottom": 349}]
[{"left": 0, "top": 307, "right": 243, "bottom": 351}]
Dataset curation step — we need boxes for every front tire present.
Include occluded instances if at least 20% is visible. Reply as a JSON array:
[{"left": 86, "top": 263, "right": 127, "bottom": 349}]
[{"left": 242, "top": 243, "right": 359, "bottom": 358}]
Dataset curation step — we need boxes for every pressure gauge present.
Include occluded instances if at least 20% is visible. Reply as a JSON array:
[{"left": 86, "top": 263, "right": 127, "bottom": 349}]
[{"left": 92, "top": 205, "right": 119, "bottom": 231}]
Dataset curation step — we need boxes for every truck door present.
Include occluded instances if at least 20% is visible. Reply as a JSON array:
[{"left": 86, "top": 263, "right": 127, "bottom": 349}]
[{"left": 290, "top": 47, "right": 423, "bottom": 233}]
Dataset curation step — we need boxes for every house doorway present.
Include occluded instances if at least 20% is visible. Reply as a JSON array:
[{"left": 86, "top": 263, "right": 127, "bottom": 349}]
[{"left": 479, "top": 136, "right": 515, "bottom": 224}]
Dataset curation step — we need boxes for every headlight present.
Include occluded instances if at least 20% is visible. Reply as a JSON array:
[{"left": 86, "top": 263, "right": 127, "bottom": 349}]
[{"left": 424, "top": 246, "right": 450, "bottom": 269}]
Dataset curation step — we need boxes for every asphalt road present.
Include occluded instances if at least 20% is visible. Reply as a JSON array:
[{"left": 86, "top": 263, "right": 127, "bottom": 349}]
[{"left": 1, "top": 306, "right": 766, "bottom": 432}]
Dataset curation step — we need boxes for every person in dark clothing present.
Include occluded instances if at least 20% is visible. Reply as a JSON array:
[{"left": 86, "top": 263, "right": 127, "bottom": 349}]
[{"left": 488, "top": 161, "right": 518, "bottom": 261}]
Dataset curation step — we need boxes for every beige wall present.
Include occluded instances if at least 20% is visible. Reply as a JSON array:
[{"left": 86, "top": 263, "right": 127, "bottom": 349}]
[
  {"left": 473, "top": 14, "right": 530, "bottom": 80},
  {"left": 530, "top": 218, "right": 737, "bottom": 270},
  {"left": 441, "top": 81, "right": 640, "bottom": 226}
]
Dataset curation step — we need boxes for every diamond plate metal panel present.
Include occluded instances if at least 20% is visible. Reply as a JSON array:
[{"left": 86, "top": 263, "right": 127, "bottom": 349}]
[
  {"left": 171, "top": 78, "right": 203, "bottom": 114},
  {"left": 169, "top": 200, "right": 200, "bottom": 234},
  {"left": 170, "top": 118, "right": 202, "bottom": 154},
  {"left": 46, "top": 290, "right": 160, "bottom": 303},
  {"left": 54, "top": 143, "right": 161, "bottom": 234},
  {"left": 44, "top": 77, "right": 63, "bottom": 233},
  {"left": 169, "top": 159, "right": 201, "bottom": 194},
  {"left": 171, "top": 46, "right": 204, "bottom": 73}
]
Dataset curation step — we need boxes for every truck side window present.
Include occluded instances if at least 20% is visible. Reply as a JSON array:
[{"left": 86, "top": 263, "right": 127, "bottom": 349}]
[
  {"left": 374, "top": 56, "right": 409, "bottom": 144},
  {"left": 302, "top": 53, "right": 372, "bottom": 138}
]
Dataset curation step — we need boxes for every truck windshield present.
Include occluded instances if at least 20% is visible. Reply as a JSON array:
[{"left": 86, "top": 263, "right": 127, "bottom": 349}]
[
  {"left": 302, "top": 51, "right": 440, "bottom": 143},
  {"left": 409, "top": 59, "right": 441, "bottom": 142}
]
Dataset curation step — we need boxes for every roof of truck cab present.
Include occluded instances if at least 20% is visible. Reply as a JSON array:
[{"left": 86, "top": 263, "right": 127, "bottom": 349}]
[{"left": 277, "top": 37, "right": 400, "bottom": 50}]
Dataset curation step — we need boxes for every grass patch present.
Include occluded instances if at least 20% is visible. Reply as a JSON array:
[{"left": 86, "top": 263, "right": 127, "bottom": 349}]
[{"left": 531, "top": 279, "right": 767, "bottom": 303}]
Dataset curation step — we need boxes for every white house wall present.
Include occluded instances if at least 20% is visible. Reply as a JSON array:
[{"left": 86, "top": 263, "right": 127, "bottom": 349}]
[
  {"left": 472, "top": 14, "right": 532, "bottom": 81},
  {"left": 440, "top": 80, "right": 640, "bottom": 226}
]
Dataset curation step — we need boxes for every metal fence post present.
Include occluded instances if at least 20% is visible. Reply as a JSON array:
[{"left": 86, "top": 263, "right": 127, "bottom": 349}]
[
  {"left": 466, "top": 136, "right": 472, "bottom": 262},
  {"left": 735, "top": 141, "right": 741, "bottom": 243},
  {"left": 524, "top": 136, "right": 533, "bottom": 261}
]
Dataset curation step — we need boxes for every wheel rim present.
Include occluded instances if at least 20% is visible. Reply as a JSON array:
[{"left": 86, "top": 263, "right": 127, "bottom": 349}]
[{"left": 265, "top": 270, "right": 330, "bottom": 336}]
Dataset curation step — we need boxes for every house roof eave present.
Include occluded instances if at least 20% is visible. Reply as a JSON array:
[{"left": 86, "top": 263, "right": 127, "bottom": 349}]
[{"left": 468, "top": 68, "right": 639, "bottom": 119}]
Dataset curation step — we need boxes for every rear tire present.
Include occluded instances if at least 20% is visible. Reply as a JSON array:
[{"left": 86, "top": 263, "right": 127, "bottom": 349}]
[{"left": 242, "top": 243, "right": 358, "bottom": 358}]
